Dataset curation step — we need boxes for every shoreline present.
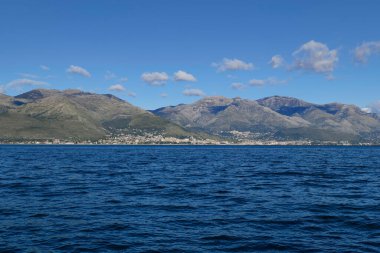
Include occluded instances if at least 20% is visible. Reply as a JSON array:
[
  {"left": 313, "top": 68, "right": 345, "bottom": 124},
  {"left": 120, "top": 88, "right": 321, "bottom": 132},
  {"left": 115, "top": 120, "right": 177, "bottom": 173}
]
[{"left": 0, "top": 143, "right": 379, "bottom": 147}]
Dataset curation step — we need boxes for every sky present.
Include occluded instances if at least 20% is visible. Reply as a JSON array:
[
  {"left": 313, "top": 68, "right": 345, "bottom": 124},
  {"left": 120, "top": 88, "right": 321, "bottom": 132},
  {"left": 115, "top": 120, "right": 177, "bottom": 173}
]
[{"left": 0, "top": 0, "right": 380, "bottom": 110}]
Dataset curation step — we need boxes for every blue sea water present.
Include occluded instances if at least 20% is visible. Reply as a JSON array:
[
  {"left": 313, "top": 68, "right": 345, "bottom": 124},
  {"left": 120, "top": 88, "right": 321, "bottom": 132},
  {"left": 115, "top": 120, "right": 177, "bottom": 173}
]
[{"left": 0, "top": 145, "right": 379, "bottom": 252}]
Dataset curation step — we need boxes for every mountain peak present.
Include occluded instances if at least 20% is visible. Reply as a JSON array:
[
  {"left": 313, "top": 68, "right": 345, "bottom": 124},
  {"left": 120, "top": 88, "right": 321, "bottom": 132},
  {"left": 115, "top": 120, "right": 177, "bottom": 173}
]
[
  {"left": 258, "top": 95, "right": 309, "bottom": 103},
  {"left": 257, "top": 95, "right": 312, "bottom": 109},
  {"left": 63, "top": 89, "right": 84, "bottom": 95},
  {"left": 196, "top": 96, "right": 232, "bottom": 106},
  {"left": 15, "top": 89, "right": 61, "bottom": 100}
]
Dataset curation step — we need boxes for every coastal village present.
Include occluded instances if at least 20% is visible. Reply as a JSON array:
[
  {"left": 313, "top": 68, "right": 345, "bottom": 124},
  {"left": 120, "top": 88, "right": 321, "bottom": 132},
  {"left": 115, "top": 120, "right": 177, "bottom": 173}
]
[{"left": 0, "top": 132, "right": 372, "bottom": 145}]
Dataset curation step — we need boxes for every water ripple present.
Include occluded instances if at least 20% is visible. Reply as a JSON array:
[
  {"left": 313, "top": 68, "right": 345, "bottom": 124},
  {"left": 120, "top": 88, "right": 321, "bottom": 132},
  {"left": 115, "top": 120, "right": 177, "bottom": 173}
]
[{"left": 0, "top": 145, "right": 379, "bottom": 252}]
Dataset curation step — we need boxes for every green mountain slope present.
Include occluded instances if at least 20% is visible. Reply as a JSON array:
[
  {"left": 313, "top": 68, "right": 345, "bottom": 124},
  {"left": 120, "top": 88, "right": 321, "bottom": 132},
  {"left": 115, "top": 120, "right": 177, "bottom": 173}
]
[{"left": 0, "top": 89, "right": 198, "bottom": 141}]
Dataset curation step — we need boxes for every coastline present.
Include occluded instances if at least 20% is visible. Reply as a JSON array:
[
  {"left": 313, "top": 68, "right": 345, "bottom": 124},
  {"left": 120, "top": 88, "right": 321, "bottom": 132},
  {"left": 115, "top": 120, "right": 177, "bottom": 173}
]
[{"left": 0, "top": 143, "right": 378, "bottom": 146}]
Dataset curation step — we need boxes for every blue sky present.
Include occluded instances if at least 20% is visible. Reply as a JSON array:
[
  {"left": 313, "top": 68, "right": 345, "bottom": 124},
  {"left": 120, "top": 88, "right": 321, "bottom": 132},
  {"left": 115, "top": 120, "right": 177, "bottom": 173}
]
[{"left": 1, "top": 0, "right": 380, "bottom": 110}]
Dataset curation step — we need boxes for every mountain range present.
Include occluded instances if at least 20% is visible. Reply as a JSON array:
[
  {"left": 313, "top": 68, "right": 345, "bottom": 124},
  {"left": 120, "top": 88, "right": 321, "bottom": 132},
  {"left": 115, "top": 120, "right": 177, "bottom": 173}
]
[
  {"left": 152, "top": 96, "right": 380, "bottom": 143},
  {"left": 1, "top": 89, "right": 380, "bottom": 144}
]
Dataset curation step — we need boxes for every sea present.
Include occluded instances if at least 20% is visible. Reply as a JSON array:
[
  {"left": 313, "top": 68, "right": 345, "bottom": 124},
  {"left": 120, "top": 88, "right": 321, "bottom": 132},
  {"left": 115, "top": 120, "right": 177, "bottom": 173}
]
[{"left": 0, "top": 145, "right": 379, "bottom": 252}]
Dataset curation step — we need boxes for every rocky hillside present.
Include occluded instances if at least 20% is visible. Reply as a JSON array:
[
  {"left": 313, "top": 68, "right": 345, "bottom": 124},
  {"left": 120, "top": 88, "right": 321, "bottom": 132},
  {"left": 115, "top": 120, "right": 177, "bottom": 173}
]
[
  {"left": 152, "top": 96, "right": 380, "bottom": 143},
  {"left": 0, "top": 89, "right": 197, "bottom": 141}
]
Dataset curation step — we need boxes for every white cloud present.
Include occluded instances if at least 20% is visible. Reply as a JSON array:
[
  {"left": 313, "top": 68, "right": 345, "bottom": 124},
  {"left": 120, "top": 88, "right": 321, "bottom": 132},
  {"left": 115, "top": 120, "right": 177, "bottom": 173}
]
[
  {"left": 231, "top": 82, "right": 246, "bottom": 90},
  {"left": 354, "top": 41, "right": 380, "bottom": 63},
  {"left": 160, "top": 93, "right": 168, "bottom": 98},
  {"left": 270, "top": 55, "right": 284, "bottom": 68},
  {"left": 173, "top": 70, "right": 197, "bottom": 82},
  {"left": 0, "top": 85, "right": 5, "bottom": 94},
  {"left": 292, "top": 40, "right": 338, "bottom": 77},
  {"left": 40, "top": 65, "right": 50, "bottom": 71},
  {"left": 67, "top": 65, "right": 91, "bottom": 78},
  {"left": 141, "top": 72, "right": 169, "bottom": 86},
  {"left": 128, "top": 92, "right": 136, "bottom": 98},
  {"left": 105, "top": 71, "right": 117, "bottom": 80},
  {"left": 212, "top": 58, "right": 254, "bottom": 72},
  {"left": 108, "top": 84, "right": 126, "bottom": 91},
  {"left": 367, "top": 101, "right": 380, "bottom": 114},
  {"left": 249, "top": 77, "right": 287, "bottom": 87},
  {"left": 182, "top": 88, "right": 205, "bottom": 97},
  {"left": 7, "top": 79, "right": 48, "bottom": 88}
]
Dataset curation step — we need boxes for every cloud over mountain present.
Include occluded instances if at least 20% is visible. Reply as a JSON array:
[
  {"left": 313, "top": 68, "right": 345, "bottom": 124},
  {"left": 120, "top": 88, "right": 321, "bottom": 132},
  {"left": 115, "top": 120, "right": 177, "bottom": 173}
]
[
  {"left": 174, "top": 70, "right": 197, "bottom": 82},
  {"left": 212, "top": 58, "right": 254, "bottom": 72},
  {"left": 108, "top": 84, "right": 126, "bottom": 91},
  {"left": 182, "top": 88, "right": 205, "bottom": 96},
  {"left": 292, "top": 40, "right": 338, "bottom": 77},
  {"left": 141, "top": 72, "right": 169, "bottom": 86},
  {"left": 354, "top": 41, "right": 380, "bottom": 63},
  {"left": 67, "top": 65, "right": 91, "bottom": 78},
  {"left": 249, "top": 77, "right": 287, "bottom": 87},
  {"left": 7, "top": 79, "right": 48, "bottom": 89}
]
